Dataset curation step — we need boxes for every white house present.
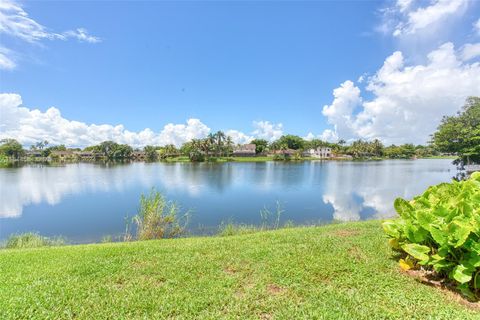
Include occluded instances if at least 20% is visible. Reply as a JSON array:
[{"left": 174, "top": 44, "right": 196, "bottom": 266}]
[{"left": 303, "top": 147, "right": 333, "bottom": 158}]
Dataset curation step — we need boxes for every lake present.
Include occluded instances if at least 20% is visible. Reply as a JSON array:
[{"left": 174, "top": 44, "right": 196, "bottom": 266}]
[{"left": 0, "top": 159, "right": 456, "bottom": 243}]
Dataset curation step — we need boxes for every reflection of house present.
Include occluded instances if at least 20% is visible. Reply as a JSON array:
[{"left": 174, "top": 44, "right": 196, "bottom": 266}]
[
  {"left": 303, "top": 147, "right": 333, "bottom": 158},
  {"left": 233, "top": 144, "right": 256, "bottom": 157}
]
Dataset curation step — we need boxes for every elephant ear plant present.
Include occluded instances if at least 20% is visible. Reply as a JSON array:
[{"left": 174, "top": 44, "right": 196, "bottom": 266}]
[{"left": 383, "top": 172, "right": 480, "bottom": 299}]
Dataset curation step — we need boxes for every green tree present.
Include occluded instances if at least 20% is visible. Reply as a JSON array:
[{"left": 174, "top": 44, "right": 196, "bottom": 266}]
[
  {"left": 112, "top": 144, "right": 133, "bottom": 159},
  {"left": 250, "top": 139, "right": 268, "bottom": 154},
  {"left": 188, "top": 139, "right": 206, "bottom": 162},
  {"left": 30, "top": 140, "right": 50, "bottom": 156},
  {"left": 144, "top": 145, "right": 158, "bottom": 161},
  {"left": 0, "top": 139, "right": 24, "bottom": 159},
  {"left": 432, "top": 97, "right": 480, "bottom": 165},
  {"left": 275, "top": 135, "right": 305, "bottom": 150},
  {"left": 225, "top": 136, "right": 234, "bottom": 156}
]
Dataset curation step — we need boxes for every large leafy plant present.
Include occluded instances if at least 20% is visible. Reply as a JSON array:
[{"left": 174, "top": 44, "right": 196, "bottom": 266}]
[{"left": 383, "top": 172, "right": 480, "bottom": 298}]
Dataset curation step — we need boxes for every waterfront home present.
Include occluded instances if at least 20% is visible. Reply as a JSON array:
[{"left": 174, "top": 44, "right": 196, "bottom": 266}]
[
  {"left": 271, "top": 149, "right": 297, "bottom": 156},
  {"left": 51, "top": 150, "right": 75, "bottom": 160},
  {"left": 303, "top": 147, "right": 333, "bottom": 158},
  {"left": 73, "top": 151, "right": 104, "bottom": 160},
  {"left": 233, "top": 144, "right": 256, "bottom": 157},
  {"left": 132, "top": 151, "right": 147, "bottom": 160},
  {"left": 25, "top": 150, "right": 43, "bottom": 158}
]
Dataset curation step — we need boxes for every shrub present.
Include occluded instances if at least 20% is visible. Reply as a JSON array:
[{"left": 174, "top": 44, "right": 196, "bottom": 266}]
[
  {"left": 383, "top": 172, "right": 480, "bottom": 299},
  {"left": 4, "top": 233, "right": 65, "bottom": 249},
  {"left": 132, "top": 189, "right": 189, "bottom": 240}
]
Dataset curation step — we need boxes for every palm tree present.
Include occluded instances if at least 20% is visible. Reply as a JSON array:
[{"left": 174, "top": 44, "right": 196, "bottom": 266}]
[
  {"left": 215, "top": 131, "right": 226, "bottom": 156},
  {"left": 225, "top": 136, "right": 234, "bottom": 156}
]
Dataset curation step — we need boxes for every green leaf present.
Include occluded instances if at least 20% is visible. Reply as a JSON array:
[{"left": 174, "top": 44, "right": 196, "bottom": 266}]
[
  {"left": 430, "top": 227, "right": 447, "bottom": 246},
  {"left": 382, "top": 221, "right": 401, "bottom": 238},
  {"left": 452, "top": 264, "right": 473, "bottom": 284},
  {"left": 471, "top": 171, "right": 480, "bottom": 181},
  {"left": 402, "top": 243, "right": 430, "bottom": 262},
  {"left": 394, "top": 198, "right": 414, "bottom": 219},
  {"left": 416, "top": 210, "right": 435, "bottom": 231},
  {"left": 449, "top": 221, "right": 472, "bottom": 248}
]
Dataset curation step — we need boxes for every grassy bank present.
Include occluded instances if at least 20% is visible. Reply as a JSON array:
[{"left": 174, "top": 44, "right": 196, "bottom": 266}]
[{"left": 0, "top": 221, "right": 477, "bottom": 319}]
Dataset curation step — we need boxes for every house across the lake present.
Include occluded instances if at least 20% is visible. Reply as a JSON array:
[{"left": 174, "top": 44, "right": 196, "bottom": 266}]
[
  {"left": 271, "top": 149, "right": 297, "bottom": 156},
  {"left": 25, "top": 150, "right": 43, "bottom": 158},
  {"left": 132, "top": 151, "right": 146, "bottom": 160},
  {"left": 233, "top": 144, "right": 256, "bottom": 157},
  {"left": 303, "top": 147, "right": 333, "bottom": 158},
  {"left": 73, "top": 151, "right": 103, "bottom": 160},
  {"left": 51, "top": 151, "right": 75, "bottom": 159}
]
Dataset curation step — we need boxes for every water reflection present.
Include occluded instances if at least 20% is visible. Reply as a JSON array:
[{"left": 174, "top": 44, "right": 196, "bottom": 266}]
[
  {"left": 0, "top": 160, "right": 455, "bottom": 242},
  {"left": 321, "top": 160, "right": 455, "bottom": 221}
]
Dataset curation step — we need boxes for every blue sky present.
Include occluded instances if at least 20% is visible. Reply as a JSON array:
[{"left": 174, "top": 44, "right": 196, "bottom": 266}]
[{"left": 1, "top": 0, "right": 480, "bottom": 146}]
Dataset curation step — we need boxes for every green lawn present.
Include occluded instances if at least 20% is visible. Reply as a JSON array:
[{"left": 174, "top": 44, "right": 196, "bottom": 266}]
[{"left": 1, "top": 221, "right": 478, "bottom": 319}]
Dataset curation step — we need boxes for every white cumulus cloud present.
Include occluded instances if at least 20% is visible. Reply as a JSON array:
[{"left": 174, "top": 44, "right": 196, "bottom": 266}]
[
  {"left": 0, "top": 93, "right": 211, "bottom": 147},
  {"left": 225, "top": 130, "right": 253, "bottom": 144},
  {"left": 321, "top": 42, "right": 480, "bottom": 145},
  {"left": 252, "top": 121, "right": 283, "bottom": 142},
  {"left": 303, "top": 130, "right": 338, "bottom": 143},
  {"left": 380, "top": 0, "right": 468, "bottom": 37}
]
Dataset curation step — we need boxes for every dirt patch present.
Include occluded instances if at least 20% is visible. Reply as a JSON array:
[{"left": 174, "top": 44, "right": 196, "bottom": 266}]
[
  {"left": 224, "top": 266, "right": 237, "bottom": 275},
  {"left": 259, "top": 313, "right": 273, "bottom": 320},
  {"left": 330, "top": 229, "right": 360, "bottom": 237},
  {"left": 403, "top": 269, "right": 480, "bottom": 310},
  {"left": 234, "top": 280, "right": 255, "bottom": 299},
  {"left": 267, "top": 284, "right": 286, "bottom": 296}
]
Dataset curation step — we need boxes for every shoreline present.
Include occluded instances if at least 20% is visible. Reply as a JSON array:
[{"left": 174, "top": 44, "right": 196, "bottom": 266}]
[{"left": 0, "top": 155, "right": 457, "bottom": 167}]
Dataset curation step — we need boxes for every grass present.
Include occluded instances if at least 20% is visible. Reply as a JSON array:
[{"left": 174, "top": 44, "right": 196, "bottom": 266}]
[
  {"left": 3, "top": 232, "right": 65, "bottom": 249},
  {"left": 0, "top": 221, "right": 478, "bottom": 319}
]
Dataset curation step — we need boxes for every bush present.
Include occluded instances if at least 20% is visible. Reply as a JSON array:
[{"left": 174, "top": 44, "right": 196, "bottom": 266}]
[
  {"left": 383, "top": 172, "right": 480, "bottom": 299},
  {"left": 189, "top": 150, "right": 205, "bottom": 162},
  {"left": 4, "top": 233, "right": 65, "bottom": 249},
  {"left": 132, "top": 189, "right": 189, "bottom": 240}
]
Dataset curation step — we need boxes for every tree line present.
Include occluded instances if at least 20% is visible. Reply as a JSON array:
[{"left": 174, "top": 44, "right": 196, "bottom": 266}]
[{"left": 1, "top": 97, "right": 478, "bottom": 164}]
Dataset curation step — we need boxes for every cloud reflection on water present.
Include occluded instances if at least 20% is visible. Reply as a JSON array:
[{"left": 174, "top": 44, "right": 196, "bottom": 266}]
[{"left": 0, "top": 160, "right": 455, "bottom": 222}]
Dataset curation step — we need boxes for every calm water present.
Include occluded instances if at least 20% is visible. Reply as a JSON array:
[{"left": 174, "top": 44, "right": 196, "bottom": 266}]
[{"left": 0, "top": 159, "right": 455, "bottom": 243}]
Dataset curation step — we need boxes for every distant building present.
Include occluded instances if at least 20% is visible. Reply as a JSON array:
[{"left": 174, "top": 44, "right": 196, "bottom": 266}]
[
  {"left": 25, "top": 150, "right": 42, "bottom": 157},
  {"left": 51, "top": 151, "right": 74, "bottom": 159},
  {"left": 233, "top": 144, "right": 256, "bottom": 157},
  {"left": 132, "top": 151, "right": 146, "bottom": 160},
  {"left": 73, "top": 151, "right": 103, "bottom": 160},
  {"left": 271, "top": 149, "right": 296, "bottom": 156},
  {"left": 303, "top": 147, "right": 332, "bottom": 158}
]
